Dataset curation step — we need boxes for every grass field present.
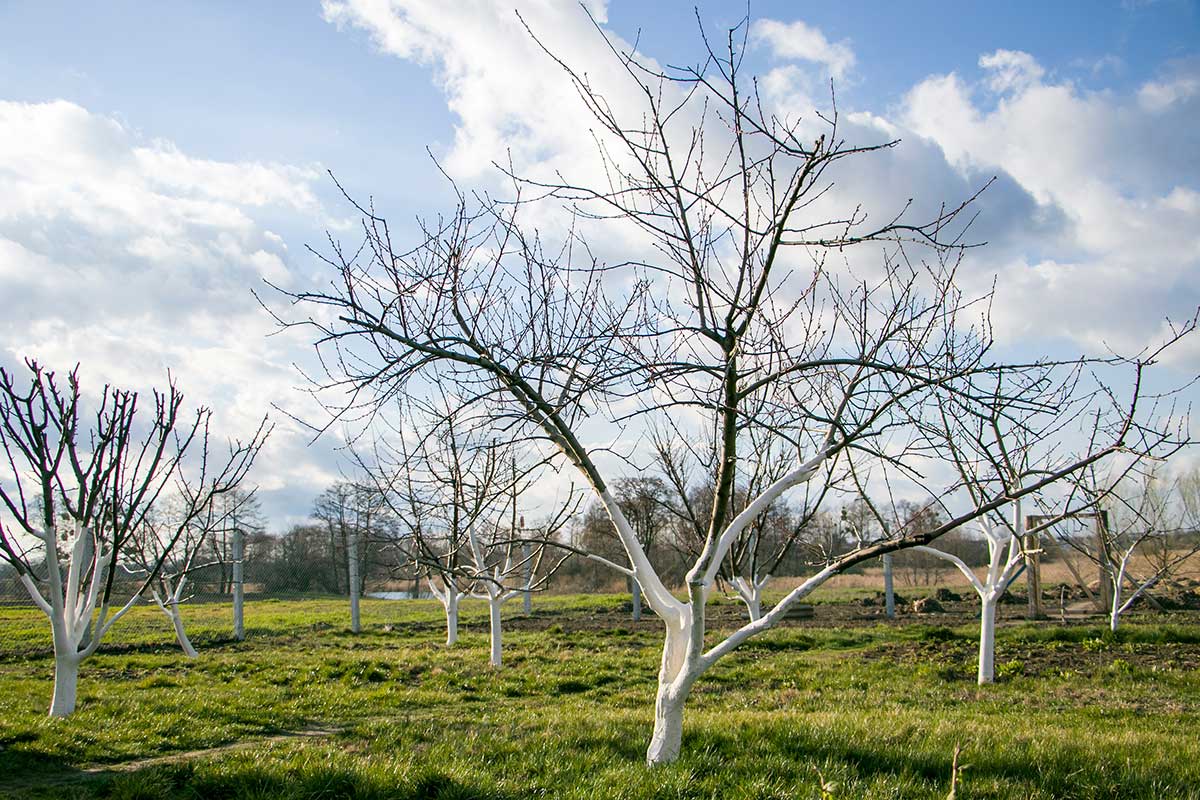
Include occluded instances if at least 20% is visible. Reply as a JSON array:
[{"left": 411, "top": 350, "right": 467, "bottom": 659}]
[{"left": 1, "top": 594, "right": 1199, "bottom": 799}]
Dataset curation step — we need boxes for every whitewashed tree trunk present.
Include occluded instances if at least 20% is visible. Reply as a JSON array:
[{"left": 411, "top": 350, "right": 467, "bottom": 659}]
[
  {"left": 1110, "top": 557, "right": 1129, "bottom": 632},
  {"left": 645, "top": 621, "right": 694, "bottom": 765},
  {"left": 428, "top": 577, "right": 463, "bottom": 646},
  {"left": 168, "top": 604, "right": 199, "bottom": 658},
  {"left": 49, "top": 651, "right": 80, "bottom": 718},
  {"left": 916, "top": 507, "right": 1024, "bottom": 686},
  {"left": 488, "top": 595, "right": 503, "bottom": 668},
  {"left": 631, "top": 576, "right": 642, "bottom": 621},
  {"left": 153, "top": 576, "right": 200, "bottom": 658},
  {"left": 26, "top": 525, "right": 135, "bottom": 718},
  {"left": 730, "top": 575, "right": 768, "bottom": 622},
  {"left": 977, "top": 595, "right": 997, "bottom": 683},
  {"left": 445, "top": 591, "right": 460, "bottom": 646}
]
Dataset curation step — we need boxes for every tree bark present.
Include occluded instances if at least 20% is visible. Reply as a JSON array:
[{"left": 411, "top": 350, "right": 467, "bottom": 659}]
[{"left": 631, "top": 576, "right": 642, "bottom": 622}]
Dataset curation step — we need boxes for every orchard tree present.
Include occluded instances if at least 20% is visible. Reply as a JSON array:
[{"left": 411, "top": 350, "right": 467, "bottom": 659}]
[
  {"left": 1061, "top": 464, "right": 1200, "bottom": 632},
  {"left": 884, "top": 358, "right": 1192, "bottom": 681},
  {"left": 271, "top": 15, "right": 1191, "bottom": 764},
  {"left": 363, "top": 400, "right": 572, "bottom": 663},
  {"left": 0, "top": 360, "right": 268, "bottom": 715}
]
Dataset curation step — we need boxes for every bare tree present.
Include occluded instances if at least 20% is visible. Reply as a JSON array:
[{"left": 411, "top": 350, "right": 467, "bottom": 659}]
[
  {"left": 270, "top": 14, "right": 1191, "bottom": 764},
  {"left": 361, "top": 400, "right": 572, "bottom": 664},
  {"left": 0, "top": 360, "right": 269, "bottom": 715},
  {"left": 1060, "top": 465, "right": 1200, "bottom": 631},
  {"left": 885, "top": 353, "right": 1193, "bottom": 680}
]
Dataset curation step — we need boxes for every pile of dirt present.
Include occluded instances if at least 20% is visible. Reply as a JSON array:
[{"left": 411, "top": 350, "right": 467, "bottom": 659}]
[{"left": 912, "top": 597, "right": 945, "bottom": 614}]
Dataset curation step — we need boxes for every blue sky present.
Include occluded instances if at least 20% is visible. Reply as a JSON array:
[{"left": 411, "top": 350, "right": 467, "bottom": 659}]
[{"left": 0, "top": 1, "right": 1197, "bottom": 527}]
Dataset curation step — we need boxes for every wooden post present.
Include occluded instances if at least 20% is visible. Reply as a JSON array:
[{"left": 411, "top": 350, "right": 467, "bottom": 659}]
[
  {"left": 1024, "top": 515, "right": 1041, "bottom": 619},
  {"left": 882, "top": 553, "right": 895, "bottom": 620},
  {"left": 232, "top": 527, "right": 245, "bottom": 641}
]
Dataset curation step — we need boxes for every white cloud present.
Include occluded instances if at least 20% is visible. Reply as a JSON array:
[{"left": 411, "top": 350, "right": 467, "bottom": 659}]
[
  {"left": 0, "top": 99, "right": 339, "bottom": 527},
  {"left": 1139, "top": 73, "right": 1200, "bottom": 111},
  {"left": 321, "top": 2, "right": 1199, "bottom": 377},
  {"left": 979, "top": 49, "right": 1045, "bottom": 94},
  {"left": 751, "top": 18, "right": 855, "bottom": 81},
  {"left": 900, "top": 54, "right": 1200, "bottom": 363},
  {"left": 320, "top": 0, "right": 626, "bottom": 185}
]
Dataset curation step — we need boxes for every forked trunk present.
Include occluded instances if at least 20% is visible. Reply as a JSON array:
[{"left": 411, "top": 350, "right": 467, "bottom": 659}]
[
  {"left": 732, "top": 576, "right": 763, "bottom": 622},
  {"left": 742, "top": 592, "right": 762, "bottom": 622},
  {"left": 169, "top": 606, "right": 199, "bottom": 659},
  {"left": 977, "top": 596, "right": 996, "bottom": 684}
]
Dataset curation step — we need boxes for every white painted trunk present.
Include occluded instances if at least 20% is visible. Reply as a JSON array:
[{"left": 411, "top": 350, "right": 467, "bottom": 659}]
[
  {"left": 488, "top": 597, "right": 503, "bottom": 668},
  {"left": 49, "top": 653, "right": 80, "bottom": 718},
  {"left": 731, "top": 576, "right": 764, "bottom": 622},
  {"left": 631, "top": 576, "right": 642, "bottom": 622},
  {"left": 645, "top": 622, "right": 693, "bottom": 765},
  {"left": 977, "top": 596, "right": 997, "bottom": 684},
  {"left": 444, "top": 593, "right": 460, "bottom": 646},
  {"left": 745, "top": 594, "right": 762, "bottom": 622},
  {"left": 646, "top": 681, "right": 688, "bottom": 765},
  {"left": 169, "top": 605, "right": 199, "bottom": 659},
  {"left": 1110, "top": 583, "right": 1123, "bottom": 633}
]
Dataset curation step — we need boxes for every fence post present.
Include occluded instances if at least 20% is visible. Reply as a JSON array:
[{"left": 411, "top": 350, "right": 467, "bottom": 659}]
[
  {"left": 232, "top": 527, "right": 244, "bottom": 641},
  {"left": 522, "top": 541, "right": 532, "bottom": 614},
  {"left": 882, "top": 553, "right": 895, "bottom": 620},
  {"left": 348, "top": 527, "right": 361, "bottom": 633}
]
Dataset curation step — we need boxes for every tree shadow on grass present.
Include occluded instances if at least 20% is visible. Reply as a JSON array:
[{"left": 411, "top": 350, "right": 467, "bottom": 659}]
[
  {"left": 0, "top": 744, "right": 94, "bottom": 798},
  {"left": 42, "top": 760, "right": 524, "bottom": 800}
]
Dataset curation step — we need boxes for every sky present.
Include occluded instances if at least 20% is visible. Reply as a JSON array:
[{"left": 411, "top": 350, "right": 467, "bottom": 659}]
[{"left": 0, "top": 1, "right": 1197, "bottom": 530}]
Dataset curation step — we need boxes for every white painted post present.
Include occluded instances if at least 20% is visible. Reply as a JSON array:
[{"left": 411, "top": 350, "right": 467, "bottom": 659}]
[
  {"left": 882, "top": 553, "right": 895, "bottom": 620},
  {"left": 232, "top": 527, "right": 244, "bottom": 641},
  {"left": 348, "top": 527, "right": 361, "bottom": 633},
  {"left": 631, "top": 575, "right": 643, "bottom": 621},
  {"left": 522, "top": 541, "right": 532, "bottom": 615}
]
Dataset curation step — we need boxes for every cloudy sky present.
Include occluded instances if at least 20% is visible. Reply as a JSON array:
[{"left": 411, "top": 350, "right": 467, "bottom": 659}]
[{"left": 1, "top": 1, "right": 1197, "bottom": 529}]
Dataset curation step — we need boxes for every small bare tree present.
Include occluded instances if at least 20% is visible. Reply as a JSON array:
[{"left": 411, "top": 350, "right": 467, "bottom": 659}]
[
  {"left": 0, "top": 360, "right": 269, "bottom": 715},
  {"left": 1061, "top": 465, "right": 1200, "bottom": 631},
  {"left": 362, "top": 401, "right": 572, "bottom": 665}
]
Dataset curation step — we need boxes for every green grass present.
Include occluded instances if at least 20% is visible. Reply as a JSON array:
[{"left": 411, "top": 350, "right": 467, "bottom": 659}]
[{"left": 1, "top": 596, "right": 1198, "bottom": 798}]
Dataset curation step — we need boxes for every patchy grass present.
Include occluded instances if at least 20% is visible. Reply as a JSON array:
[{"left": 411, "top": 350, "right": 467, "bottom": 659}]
[{"left": 0, "top": 596, "right": 1198, "bottom": 798}]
